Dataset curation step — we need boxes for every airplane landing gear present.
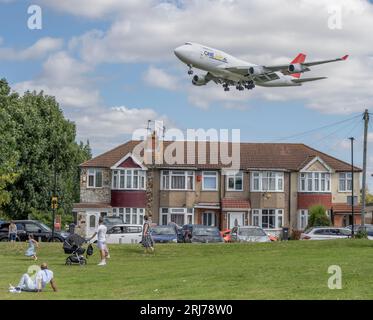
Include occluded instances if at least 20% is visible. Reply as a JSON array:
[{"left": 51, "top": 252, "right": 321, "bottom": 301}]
[
  {"left": 245, "top": 81, "right": 255, "bottom": 90},
  {"left": 187, "top": 65, "right": 193, "bottom": 75},
  {"left": 223, "top": 83, "right": 230, "bottom": 92},
  {"left": 236, "top": 84, "right": 245, "bottom": 91}
]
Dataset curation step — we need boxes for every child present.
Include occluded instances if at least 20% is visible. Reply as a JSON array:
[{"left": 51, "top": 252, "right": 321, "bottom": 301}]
[{"left": 25, "top": 234, "right": 38, "bottom": 261}]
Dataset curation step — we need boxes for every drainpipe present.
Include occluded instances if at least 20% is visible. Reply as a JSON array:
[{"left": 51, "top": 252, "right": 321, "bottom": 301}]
[{"left": 288, "top": 172, "right": 291, "bottom": 230}]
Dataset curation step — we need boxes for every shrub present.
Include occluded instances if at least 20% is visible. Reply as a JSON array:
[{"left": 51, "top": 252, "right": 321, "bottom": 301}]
[
  {"left": 307, "top": 205, "right": 331, "bottom": 228},
  {"left": 355, "top": 229, "right": 368, "bottom": 239}
]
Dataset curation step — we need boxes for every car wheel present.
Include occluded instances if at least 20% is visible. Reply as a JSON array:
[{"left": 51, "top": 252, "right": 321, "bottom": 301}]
[{"left": 0, "top": 238, "right": 9, "bottom": 242}]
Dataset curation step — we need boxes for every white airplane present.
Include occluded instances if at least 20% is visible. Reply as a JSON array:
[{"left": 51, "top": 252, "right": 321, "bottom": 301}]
[{"left": 174, "top": 42, "right": 348, "bottom": 91}]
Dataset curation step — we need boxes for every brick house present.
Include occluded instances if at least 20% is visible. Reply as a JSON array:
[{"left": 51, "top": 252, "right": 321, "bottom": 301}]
[{"left": 73, "top": 137, "right": 362, "bottom": 237}]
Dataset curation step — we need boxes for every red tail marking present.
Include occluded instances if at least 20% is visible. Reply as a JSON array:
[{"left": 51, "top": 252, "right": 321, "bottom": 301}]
[
  {"left": 341, "top": 54, "right": 349, "bottom": 60},
  {"left": 290, "top": 53, "right": 306, "bottom": 78}
]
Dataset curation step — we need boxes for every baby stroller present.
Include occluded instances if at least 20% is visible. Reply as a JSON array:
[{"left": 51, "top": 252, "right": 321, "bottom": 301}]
[{"left": 63, "top": 233, "right": 93, "bottom": 265}]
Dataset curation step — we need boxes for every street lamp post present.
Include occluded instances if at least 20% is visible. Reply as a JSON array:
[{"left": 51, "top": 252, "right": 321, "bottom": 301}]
[{"left": 349, "top": 137, "right": 355, "bottom": 238}]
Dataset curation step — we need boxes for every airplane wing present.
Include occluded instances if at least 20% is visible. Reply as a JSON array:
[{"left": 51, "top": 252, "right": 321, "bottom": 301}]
[
  {"left": 291, "top": 77, "right": 327, "bottom": 83},
  {"left": 225, "top": 55, "right": 348, "bottom": 75}
]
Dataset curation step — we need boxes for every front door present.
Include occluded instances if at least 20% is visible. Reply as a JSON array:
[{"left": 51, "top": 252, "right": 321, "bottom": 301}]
[{"left": 228, "top": 212, "right": 245, "bottom": 229}]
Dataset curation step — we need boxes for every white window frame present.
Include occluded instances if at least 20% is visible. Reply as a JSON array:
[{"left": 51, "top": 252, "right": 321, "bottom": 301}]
[
  {"left": 251, "top": 209, "right": 284, "bottom": 229},
  {"left": 202, "top": 212, "right": 216, "bottom": 227},
  {"left": 251, "top": 171, "right": 284, "bottom": 192},
  {"left": 113, "top": 208, "right": 145, "bottom": 225},
  {"left": 161, "top": 170, "right": 195, "bottom": 191},
  {"left": 87, "top": 168, "right": 103, "bottom": 189},
  {"left": 298, "top": 209, "right": 309, "bottom": 230},
  {"left": 160, "top": 208, "right": 194, "bottom": 225},
  {"left": 226, "top": 171, "right": 243, "bottom": 191},
  {"left": 112, "top": 169, "right": 146, "bottom": 190},
  {"left": 202, "top": 171, "right": 218, "bottom": 191},
  {"left": 339, "top": 172, "right": 353, "bottom": 192},
  {"left": 299, "top": 172, "right": 331, "bottom": 192}
]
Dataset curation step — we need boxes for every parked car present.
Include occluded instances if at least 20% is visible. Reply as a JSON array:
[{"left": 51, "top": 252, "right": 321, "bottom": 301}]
[
  {"left": 90, "top": 224, "right": 143, "bottom": 244},
  {"left": 300, "top": 227, "right": 351, "bottom": 240},
  {"left": 347, "top": 224, "right": 373, "bottom": 240},
  {"left": 230, "top": 226, "right": 271, "bottom": 243},
  {"left": 0, "top": 220, "right": 68, "bottom": 242},
  {"left": 103, "top": 216, "right": 124, "bottom": 228},
  {"left": 183, "top": 224, "right": 223, "bottom": 243},
  {"left": 151, "top": 225, "right": 178, "bottom": 243}
]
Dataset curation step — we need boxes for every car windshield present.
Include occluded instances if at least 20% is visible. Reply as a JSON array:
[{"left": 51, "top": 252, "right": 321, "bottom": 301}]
[
  {"left": 152, "top": 227, "right": 175, "bottom": 235},
  {"left": 238, "top": 228, "right": 266, "bottom": 236},
  {"left": 193, "top": 227, "right": 220, "bottom": 237},
  {"left": 304, "top": 227, "right": 314, "bottom": 234},
  {"left": 104, "top": 217, "right": 123, "bottom": 225},
  {"left": 39, "top": 223, "right": 52, "bottom": 232},
  {"left": 338, "top": 229, "right": 351, "bottom": 236}
]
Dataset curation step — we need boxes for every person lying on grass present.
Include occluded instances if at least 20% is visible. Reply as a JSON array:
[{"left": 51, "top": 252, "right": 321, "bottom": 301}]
[{"left": 9, "top": 262, "right": 58, "bottom": 293}]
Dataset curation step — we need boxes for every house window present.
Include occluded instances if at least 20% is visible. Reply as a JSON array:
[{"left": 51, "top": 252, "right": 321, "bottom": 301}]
[
  {"left": 299, "top": 172, "right": 330, "bottom": 192},
  {"left": 298, "top": 210, "right": 308, "bottom": 230},
  {"left": 251, "top": 171, "right": 284, "bottom": 192},
  {"left": 160, "top": 208, "right": 194, "bottom": 225},
  {"left": 202, "top": 212, "right": 216, "bottom": 226},
  {"left": 339, "top": 173, "right": 352, "bottom": 192},
  {"left": 161, "top": 171, "right": 195, "bottom": 190},
  {"left": 202, "top": 171, "right": 218, "bottom": 191},
  {"left": 89, "top": 215, "right": 96, "bottom": 228},
  {"left": 251, "top": 209, "right": 283, "bottom": 229},
  {"left": 87, "top": 169, "right": 103, "bottom": 188},
  {"left": 114, "top": 208, "right": 144, "bottom": 225},
  {"left": 226, "top": 171, "right": 243, "bottom": 191},
  {"left": 112, "top": 169, "right": 146, "bottom": 190}
]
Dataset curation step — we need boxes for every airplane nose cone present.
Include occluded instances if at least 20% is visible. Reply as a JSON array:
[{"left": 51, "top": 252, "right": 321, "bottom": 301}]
[{"left": 174, "top": 46, "right": 185, "bottom": 59}]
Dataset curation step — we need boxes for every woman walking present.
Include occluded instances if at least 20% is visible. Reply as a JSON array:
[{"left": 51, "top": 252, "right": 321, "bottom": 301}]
[
  {"left": 25, "top": 234, "right": 38, "bottom": 261},
  {"left": 142, "top": 215, "right": 154, "bottom": 254}
]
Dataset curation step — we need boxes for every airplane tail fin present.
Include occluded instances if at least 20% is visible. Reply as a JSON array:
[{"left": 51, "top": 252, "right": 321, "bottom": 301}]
[{"left": 290, "top": 53, "right": 306, "bottom": 78}]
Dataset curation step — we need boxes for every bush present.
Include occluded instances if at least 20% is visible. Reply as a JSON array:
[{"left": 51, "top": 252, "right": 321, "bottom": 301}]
[
  {"left": 29, "top": 208, "right": 73, "bottom": 230},
  {"left": 355, "top": 229, "right": 368, "bottom": 239},
  {"left": 307, "top": 205, "right": 331, "bottom": 228}
]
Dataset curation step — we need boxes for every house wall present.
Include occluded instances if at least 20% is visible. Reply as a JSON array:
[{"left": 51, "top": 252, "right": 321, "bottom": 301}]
[
  {"left": 80, "top": 168, "right": 111, "bottom": 203},
  {"left": 331, "top": 172, "right": 361, "bottom": 203}
]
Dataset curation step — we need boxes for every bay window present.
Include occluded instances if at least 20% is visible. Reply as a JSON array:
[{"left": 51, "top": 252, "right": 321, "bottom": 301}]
[
  {"left": 226, "top": 171, "right": 243, "bottom": 191},
  {"left": 252, "top": 209, "right": 283, "bottom": 229},
  {"left": 202, "top": 171, "right": 218, "bottom": 191},
  {"left": 112, "top": 169, "right": 146, "bottom": 190},
  {"left": 339, "top": 172, "right": 352, "bottom": 192},
  {"left": 299, "top": 172, "right": 330, "bottom": 192},
  {"left": 87, "top": 168, "right": 103, "bottom": 188},
  {"left": 112, "top": 208, "right": 144, "bottom": 225},
  {"left": 251, "top": 171, "right": 284, "bottom": 192},
  {"left": 161, "top": 170, "right": 195, "bottom": 190}
]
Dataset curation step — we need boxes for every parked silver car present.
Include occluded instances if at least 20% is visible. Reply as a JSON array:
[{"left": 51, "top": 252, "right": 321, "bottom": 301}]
[
  {"left": 231, "top": 226, "right": 271, "bottom": 243},
  {"left": 300, "top": 227, "right": 351, "bottom": 240}
]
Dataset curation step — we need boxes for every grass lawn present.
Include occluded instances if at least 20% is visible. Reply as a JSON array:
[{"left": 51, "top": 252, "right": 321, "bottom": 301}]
[{"left": 1, "top": 239, "right": 373, "bottom": 300}]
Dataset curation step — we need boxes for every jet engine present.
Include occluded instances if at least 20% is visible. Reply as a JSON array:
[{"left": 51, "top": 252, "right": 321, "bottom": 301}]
[
  {"left": 288, "top": 63, "right": 307, "bottom": 74},
  {"left": 248, "top": 66, "right": 265, "bottom": 76},
  {"left": 192, "top": 75, "right": 209, "bottom": 86}
]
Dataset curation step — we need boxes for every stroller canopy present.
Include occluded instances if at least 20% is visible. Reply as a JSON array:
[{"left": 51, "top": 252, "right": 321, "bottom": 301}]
[{"left": 63, "top": 233, "right": 86, "bottom": 254}]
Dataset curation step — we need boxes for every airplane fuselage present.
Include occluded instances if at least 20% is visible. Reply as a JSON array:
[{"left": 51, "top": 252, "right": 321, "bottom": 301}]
[{"left": 174, "top": 42, "right": 299, "bottom": 87}]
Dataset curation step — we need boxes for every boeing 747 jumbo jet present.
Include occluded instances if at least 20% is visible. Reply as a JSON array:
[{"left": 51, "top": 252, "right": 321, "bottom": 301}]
[{"left": 174, "top": 42, "right": 348, "bottom": 91}]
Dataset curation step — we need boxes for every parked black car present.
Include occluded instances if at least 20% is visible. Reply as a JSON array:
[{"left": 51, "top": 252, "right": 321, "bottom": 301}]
[
  {"left": 182, "top": 224, "right": 223, "bottom": 243},
  {"left": 0, "top": 220, "right": 68, "bottom": 242}
]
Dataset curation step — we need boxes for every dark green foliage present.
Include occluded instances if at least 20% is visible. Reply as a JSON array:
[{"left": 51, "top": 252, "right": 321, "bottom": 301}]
[
  {"left": 0, "top": 78, "right": 91, "bottom": 220},
  {"left": 307, "top": 205, "right": 332, "bottom": 228}
]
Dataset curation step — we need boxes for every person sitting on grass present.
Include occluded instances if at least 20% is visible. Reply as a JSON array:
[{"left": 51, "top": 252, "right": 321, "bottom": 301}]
[
  {"left": 9, "top": 262, "right": 58, "bottom": 293},
  {"left": 25, "top": 234, "right": 38, "bottom": 261},
  {"left": 142, "top": 215, "right": 155, "bottom": 254}
]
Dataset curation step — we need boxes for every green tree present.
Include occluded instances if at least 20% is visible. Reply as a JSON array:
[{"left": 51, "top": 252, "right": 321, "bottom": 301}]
[
  {"left": 307, "top": 205, "right": 331, "bottom": 228},
  {"left": 0, "top": 79, "right": 91, "bottom": 220},
  {"left": 0, "top": 79, "right": 20, "bottom": 211}
]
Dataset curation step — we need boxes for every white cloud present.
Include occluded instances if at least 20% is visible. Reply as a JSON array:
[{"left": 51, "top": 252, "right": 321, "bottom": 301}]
[
  {"left": 0, "top": 37, "right": 63, "bottom": 61},
  {"left": 143, "top": 66, "right": 179, "bottom": 90},
  {"left": 13, "top": 51, "right": 100, "bottom": 109}
]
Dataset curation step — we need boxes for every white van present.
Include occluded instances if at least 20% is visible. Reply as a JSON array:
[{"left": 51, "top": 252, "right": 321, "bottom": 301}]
[{"left": 91, "top": 224, "right": 143, "bottom": 244}]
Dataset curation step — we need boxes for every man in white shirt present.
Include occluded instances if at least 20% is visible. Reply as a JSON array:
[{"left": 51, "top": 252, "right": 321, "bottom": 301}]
[
  {"left": 10, "top": 262, "right": 58, "bottom": 293},
  {"left": 90, "top": 216, "right": 109, "bottom": 266}
]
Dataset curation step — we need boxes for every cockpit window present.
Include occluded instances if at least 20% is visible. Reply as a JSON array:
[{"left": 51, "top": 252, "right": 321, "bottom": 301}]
[{"left": 185, "top": 42, "right": 192, "bottom": 45}]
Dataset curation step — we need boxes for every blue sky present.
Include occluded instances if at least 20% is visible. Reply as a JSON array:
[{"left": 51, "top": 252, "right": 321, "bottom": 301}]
[{"left": 1, "top": 0, "right": 373, "bottom": 188}]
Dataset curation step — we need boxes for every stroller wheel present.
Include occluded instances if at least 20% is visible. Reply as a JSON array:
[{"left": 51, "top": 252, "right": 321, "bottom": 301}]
[
  {"left": 65, "top": 258, "right": 72, "bottom": 266},
  {"left": 79, "top": 259, "right": 87, "bottom": 265}
]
